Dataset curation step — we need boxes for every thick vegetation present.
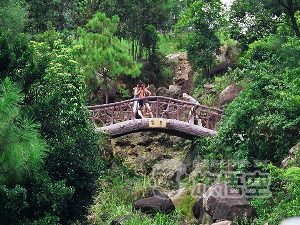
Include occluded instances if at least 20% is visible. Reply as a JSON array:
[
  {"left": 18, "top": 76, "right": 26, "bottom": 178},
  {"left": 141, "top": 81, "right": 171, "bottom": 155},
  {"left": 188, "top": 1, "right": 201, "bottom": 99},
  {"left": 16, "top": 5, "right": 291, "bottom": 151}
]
[{"left": 0, "top": 0, "right": 300, "bottom": 224}]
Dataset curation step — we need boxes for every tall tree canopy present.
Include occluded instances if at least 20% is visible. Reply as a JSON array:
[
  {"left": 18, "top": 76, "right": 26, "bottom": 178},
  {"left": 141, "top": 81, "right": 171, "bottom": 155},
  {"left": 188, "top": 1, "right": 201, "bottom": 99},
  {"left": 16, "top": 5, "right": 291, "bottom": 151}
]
[
  {"left": 176, "top": 0, "right": 225, "bottom": 76},
  {"left": 230, "top": 0, "right": 300, "bottom": 49},
  {"left": 77, "top": 12, "right": 141, "bottom": 103},
  {"left": 0, "top": 0, "right": 28, "bottom": 34},
  {"left": 99, "top": 0, "right": 175, "bottom": 60}
]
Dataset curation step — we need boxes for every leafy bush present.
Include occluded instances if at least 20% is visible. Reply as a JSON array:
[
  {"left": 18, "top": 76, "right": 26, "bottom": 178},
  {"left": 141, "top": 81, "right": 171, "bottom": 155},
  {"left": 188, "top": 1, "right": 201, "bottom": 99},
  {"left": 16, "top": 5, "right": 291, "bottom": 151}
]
[
  {"left": 0, "top": 29, "right": 50, "bottom": 105},
  {"left": 0, "top": 78, "right": 74, "bottom": 224},
  {"left": 250, "top": 164, "right": 300, "bottom": 225},
  {"left": 26, "top": 38, "right": 103, "bottom": 223},
  {"left": 201, "top": 35, "right": 300, "bottom": 163},
  {"left": 0, "top": 184, "right": 28, "bottom": 224},
  {"left": 0, "top": 27, "right": 106, "bottom": 223},
  {"left": 88, "top": 160, "right": 184, "bottom": 225}
]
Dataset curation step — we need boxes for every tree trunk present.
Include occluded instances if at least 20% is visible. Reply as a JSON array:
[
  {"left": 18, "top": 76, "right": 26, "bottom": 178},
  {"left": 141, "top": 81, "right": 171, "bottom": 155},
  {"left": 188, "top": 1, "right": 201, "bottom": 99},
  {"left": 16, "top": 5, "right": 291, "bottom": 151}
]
[
  {"left": 103, "top": 73, "right": 108, "bottom": 104},
  {"left": 135, "top": 40, "right": 138, "bottom": 61},
  {"left": 131, "top": 38, "right": 134, "bottom": 60},
  {"left": 174, "top": 15, "right": 178, "bottom": 43},
  {"left": 138, "top": 27, "right": 144, "bottom": 61},
  {"left": 289, "top": 8, "right": 300, "bottom": 38}
]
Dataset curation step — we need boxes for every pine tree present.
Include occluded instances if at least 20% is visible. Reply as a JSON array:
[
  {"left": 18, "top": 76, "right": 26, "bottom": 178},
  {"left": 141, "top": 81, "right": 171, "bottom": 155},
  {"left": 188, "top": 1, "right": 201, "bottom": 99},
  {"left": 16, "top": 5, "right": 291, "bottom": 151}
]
[
  {"left": 0, "top": 77, "right": 48, "bottom": 184},
  {"left": 77, "top": 12, "right": 141, "bottom": 103}
]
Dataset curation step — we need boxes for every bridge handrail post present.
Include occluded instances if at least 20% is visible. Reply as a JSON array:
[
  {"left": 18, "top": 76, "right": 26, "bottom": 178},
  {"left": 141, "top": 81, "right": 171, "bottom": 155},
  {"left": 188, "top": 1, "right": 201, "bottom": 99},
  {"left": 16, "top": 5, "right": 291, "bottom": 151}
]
[{"left": 155, "top": 97, "right": 160, "bottom": 118}]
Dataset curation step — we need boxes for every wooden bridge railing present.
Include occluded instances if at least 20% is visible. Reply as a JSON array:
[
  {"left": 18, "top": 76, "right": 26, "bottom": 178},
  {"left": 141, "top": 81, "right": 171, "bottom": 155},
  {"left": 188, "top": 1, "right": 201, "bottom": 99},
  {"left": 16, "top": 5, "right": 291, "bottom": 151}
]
[{"left": 86, "top": 96, "right": 223, "bottom": 131}]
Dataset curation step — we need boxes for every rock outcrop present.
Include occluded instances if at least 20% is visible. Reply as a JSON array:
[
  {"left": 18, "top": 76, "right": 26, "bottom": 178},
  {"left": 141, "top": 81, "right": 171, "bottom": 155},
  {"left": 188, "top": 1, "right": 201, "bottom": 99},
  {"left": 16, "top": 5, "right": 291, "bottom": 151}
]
[
  {"left": 151, "top": 159, "right": 187, "bottom": 189},
  {"left": 281, "top": 144, "right": 300, "bottom": 169},
  {"left": 192, "top": 181, "right": 257, "bottom": 224},
  {"left": 111, "top": 132, "right": 192, "bottom": 174},
  {"left": 166, "top": 52, "right": 194, "bottom": 95},
  {"left": 218, "top": 83, "right": 242, "bottom": 109},
  {"left": 133, "top": 194, "right": 175, "bottom": 214}
]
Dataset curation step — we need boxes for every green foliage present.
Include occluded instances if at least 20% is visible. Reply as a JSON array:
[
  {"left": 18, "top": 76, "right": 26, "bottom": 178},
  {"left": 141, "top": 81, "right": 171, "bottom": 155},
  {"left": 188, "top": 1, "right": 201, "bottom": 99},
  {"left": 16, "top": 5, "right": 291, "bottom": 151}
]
[
  {"left": 250, "top": 164, "right": 300, "bottom": 225},
  {"left": 0, "top": 78, "right": 74, "bottom": 224},
  {"left": 203, "top": 35, "right": 300, "bottom": 163},
  {"left": 0, "top": 184, "right": 28, "bottom": 224},
  {"left": 23, "top": 172, "right": 74, "bottom": 224},
  {"left": 176, "top": 194, "right": 195, "bottom": 220},
  {"left": 229, "top": 0, "right": 300, "bottom": 51},
  {"left": 0, "top": 78, "right": 48, "bottom": 184},
  {"left": 240, "top": 35, "right": 287, "bottom": 63},
  {"left": 77, "top": 12, "right": 141, "bottom": 103},
  {"left": 0, "top": 0, "right": 28, "bottom": 34},
  {"left": 200, "top": 94, "right": 218, "bottom": 108},
  {"left": 0, "top": 29, "right": 49, "bottom": 103},
  {"left": 0, "top": 28, "right": 110, "bottom": 223},
  {"left": 143, "top": 24, "right": 160, "bottom": 57},
  {"left": 158, "top": 33, "right": 183, "bottom": 55},
  {"left": 99, "top": 0, "right": 177, "bottom": 60},
  {"left": 0, "top": 172, "right": 75, "bottom": 225},
  {"left": 116, "top": 86, "right": 132, "bottom": 99},
  {"left": 229, "top": 0, "right": 278, "bottom": 50},
  {"left": 186, "top": 31, "right": 221, "bottom": 76},
  {"left": 18, "top": 34, "right": 104, "bottom": 223},
  {"left": 175, "top": 0, "right": 224, "bottom": 76},
  {"left": 25, "top": 0, "right": 84, "bottom": 32},
  {"left": 141, "top": 52, "right": 173, "bottom": 87},
  {"left": 88, "top": 160, "right": 183, "bottom": 225}
]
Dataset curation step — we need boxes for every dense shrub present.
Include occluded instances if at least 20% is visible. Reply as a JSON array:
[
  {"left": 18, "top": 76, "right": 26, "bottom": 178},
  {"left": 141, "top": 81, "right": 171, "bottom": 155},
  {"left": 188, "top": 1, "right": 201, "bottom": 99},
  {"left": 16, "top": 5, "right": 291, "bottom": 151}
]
[
  {"left": 200, "top": 35, "right": 300, "bottom": 163},
  {"left": 1, "top": 30, "right": 104, "bottom": 223},
  {"left": 251, "top": 164, "right": 300, "bottom": 225},
  {"left": 27, "top": 38, "right": 103, "bottom": 223}
]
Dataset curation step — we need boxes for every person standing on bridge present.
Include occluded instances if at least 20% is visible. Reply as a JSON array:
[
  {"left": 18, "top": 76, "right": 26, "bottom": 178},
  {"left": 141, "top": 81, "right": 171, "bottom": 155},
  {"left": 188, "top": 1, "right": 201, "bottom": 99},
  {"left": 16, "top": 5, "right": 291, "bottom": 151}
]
[
  {"left": 133, "top": 83, "right": 144, "bottom": 119},
  {"left": 140, "top": 84, "right": 153, "bottom": 118},
  {"left": 182, "top": 92, "right": 202, "bottom": 126}
]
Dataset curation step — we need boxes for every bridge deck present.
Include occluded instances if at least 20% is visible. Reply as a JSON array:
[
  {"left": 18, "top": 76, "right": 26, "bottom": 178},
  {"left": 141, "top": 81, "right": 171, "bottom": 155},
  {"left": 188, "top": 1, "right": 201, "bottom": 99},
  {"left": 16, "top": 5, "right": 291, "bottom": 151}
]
[
  {"left": 97, "top": 118, "right": 217, "bottom": 139},
  {"left": 87, "top": 96, "right": 223, "bottom": 138}
]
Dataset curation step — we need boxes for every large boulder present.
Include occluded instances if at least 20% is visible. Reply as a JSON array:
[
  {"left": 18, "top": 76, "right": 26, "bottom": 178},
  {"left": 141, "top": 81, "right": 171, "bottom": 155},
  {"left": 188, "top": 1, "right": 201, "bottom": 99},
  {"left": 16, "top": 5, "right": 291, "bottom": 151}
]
[
  {"left": 218, "top": 83, "right": 242, "bottom": 109},
  {"left": 192, "top": 197, "right": 213, "bottom": 225},
  {"left": 166, "top": 52, "right": 191, "bottom": 82},
  {"left": 281, "top": 144, "right": 300, "bottom": 169},
  {"left": 147, "top": 84, "right": 156, "bottom": 96},
  {"left": 156, "top": 87, "right": 170, "bottom": 97},
  {"left": 151, "top": 159, "right": 187, "bottom": 189},
  {"left": 192, "top": 197, "right": 204, "bottom": 220},
  {"left": 202, "top": 182, "right": 256, "bottom": 223},
  {"left": 133, "top": 195, "right": 175, "bottom": 214},
  {"left": 169, "top": 84, "right": 182, "bottom": 99},
  {"left": 280, "top": 217, "right": 300, "bottom": 225},
  {"left": 208, "top": 60, "right": 231, "bottom": 77},
  {"left": 190, "top": 183, "right": 208, "bottom": 199}
]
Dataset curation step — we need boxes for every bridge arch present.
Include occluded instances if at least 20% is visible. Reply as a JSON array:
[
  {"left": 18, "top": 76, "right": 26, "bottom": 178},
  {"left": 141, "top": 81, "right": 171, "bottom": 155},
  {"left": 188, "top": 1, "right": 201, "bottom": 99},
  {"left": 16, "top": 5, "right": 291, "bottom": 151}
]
[{"left": 86, "top": 96, "right": 223, "bottom": 138}]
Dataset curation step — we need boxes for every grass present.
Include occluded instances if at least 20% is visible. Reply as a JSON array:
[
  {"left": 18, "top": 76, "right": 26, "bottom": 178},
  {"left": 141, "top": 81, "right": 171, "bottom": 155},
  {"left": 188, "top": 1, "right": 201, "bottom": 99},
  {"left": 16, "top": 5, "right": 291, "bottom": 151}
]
[
  {"left": 87, "top": 160, "right": 193, "bottom": 225},
  {"left": 176, "top": 194, "right": 195, "bottom": 220},
  {"left": 158, "top": 33, "right": 183, "bottom": 56}
]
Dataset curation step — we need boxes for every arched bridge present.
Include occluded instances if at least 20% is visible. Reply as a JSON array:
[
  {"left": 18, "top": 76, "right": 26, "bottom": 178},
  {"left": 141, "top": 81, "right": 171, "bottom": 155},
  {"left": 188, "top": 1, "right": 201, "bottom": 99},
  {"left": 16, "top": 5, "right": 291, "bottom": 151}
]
[{"left": 86, "top": 96, "right": 223, "bottom": 139}]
